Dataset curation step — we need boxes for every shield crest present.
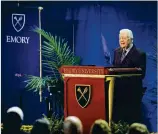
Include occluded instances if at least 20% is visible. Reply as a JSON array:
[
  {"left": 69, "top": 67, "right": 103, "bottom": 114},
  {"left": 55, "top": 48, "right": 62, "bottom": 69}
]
[
  {"left": 75, "top": 84, "right": 91, "bottom": 108},
  {"left": 12, "top": 14, "right": 25, "bottom": 32}
]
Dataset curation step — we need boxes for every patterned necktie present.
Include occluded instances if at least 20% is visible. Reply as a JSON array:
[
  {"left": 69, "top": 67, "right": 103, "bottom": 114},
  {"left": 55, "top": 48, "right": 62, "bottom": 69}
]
[{"left": 121, "top": 50, "right": 126, "bottom": 62}]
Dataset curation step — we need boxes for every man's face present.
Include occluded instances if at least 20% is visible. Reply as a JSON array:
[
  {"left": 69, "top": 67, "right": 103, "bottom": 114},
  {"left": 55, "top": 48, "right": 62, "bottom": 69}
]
[{"left": 119, "top": 32, "right": 131, "bottom": 49}]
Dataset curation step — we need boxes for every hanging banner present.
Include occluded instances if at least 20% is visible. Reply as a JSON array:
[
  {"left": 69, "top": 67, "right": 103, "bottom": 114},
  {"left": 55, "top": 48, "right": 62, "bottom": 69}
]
[{"left": 1, "top": 6, "right": 44, "bottom": 124}]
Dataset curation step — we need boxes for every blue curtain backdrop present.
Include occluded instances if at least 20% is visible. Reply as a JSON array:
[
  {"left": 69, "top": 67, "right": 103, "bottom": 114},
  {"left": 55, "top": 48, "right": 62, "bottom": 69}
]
[{"left": 1, "top": 1, "right": 157, "bottom": 132}]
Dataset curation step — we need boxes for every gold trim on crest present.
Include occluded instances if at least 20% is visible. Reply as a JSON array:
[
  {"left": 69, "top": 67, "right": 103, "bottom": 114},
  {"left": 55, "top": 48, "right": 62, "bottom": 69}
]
[{"left": 75, "top": 84, "right": 91, "bottom": 108}]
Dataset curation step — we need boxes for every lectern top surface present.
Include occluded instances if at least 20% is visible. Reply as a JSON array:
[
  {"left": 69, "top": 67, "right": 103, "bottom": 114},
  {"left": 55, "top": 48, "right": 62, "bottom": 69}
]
[{"left": 60, "top": 66, "right": 142, "bottom": 75}]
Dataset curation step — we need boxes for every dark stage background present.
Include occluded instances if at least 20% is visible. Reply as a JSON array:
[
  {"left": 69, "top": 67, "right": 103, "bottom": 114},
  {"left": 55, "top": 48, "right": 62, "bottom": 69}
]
[{"left": 1, "top": 1, "right": 157, "bottom": 132}]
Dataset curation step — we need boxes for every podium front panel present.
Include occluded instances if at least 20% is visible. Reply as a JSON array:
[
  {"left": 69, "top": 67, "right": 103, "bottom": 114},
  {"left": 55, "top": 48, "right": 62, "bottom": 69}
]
[{"left": 64, "top": 77, "right": 106, "bottom": 134}]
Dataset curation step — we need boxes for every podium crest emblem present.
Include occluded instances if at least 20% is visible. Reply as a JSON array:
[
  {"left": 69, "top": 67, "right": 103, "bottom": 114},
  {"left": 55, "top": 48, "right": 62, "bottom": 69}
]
[{"left": 75, "top": 84, "right": 91, "bottom": 108}]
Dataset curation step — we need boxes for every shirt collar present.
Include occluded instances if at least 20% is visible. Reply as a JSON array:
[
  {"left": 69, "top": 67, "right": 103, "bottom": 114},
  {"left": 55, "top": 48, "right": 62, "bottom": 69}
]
[{"left": 123, "top": 43, "right": 133, "bottom": 53}]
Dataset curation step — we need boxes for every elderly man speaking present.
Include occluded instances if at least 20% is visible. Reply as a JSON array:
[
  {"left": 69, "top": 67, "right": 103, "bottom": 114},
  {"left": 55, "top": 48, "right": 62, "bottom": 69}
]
[
  {"left": 113, "top": 29, "right": 146, "bottom": 78},
  {"left": 112, "top": 29, "right": 146, "bottom": 124}
]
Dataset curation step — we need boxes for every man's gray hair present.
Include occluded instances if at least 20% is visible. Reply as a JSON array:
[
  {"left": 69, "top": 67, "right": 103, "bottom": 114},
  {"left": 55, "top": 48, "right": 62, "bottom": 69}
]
[
  {"left": 127, "top": 123, "right": 149, "bottom": 134},
  {"left": 64, "top": 116, "right": 83, "bottom": 134},
  {"left": 7, "top": 106, "right": 24, "bottom": 121},
  {"left": 119, "top": 29, "right": 133, "bottom": 39}
]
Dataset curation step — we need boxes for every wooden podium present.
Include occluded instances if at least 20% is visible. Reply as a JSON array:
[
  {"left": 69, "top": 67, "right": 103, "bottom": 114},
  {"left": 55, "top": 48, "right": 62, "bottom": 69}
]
[{"left": 60, "top": 66, "right": 142, "bottom": 134}]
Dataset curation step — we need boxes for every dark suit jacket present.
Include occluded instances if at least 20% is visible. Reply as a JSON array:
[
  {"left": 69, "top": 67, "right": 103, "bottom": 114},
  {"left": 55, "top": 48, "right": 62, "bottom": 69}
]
[
  {"left": 113, "top": 45, "right": 146, "bottom": 79},
  {"left": 112, "top": 45, "right": 146, "bottom": 123}
]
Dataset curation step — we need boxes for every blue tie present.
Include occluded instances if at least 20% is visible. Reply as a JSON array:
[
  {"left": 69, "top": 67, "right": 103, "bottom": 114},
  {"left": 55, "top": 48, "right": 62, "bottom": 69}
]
[{"left": 121, "top": 50, "right": 126, "bottom": 62}]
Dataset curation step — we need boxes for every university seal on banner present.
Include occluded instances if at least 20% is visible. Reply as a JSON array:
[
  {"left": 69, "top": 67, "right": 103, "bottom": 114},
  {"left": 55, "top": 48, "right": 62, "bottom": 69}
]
[
  {"left": 75, "top": 84, "right": 91, "bottom": 108},
  {"left": 12, "top": 14, "right": 25, "bottom": 32}
]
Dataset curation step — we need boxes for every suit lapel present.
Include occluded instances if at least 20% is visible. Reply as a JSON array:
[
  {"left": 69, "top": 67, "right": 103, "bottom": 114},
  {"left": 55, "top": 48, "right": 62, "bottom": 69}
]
[{"left": 117, "top": 48, "right": 123, "bottom": 65}]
